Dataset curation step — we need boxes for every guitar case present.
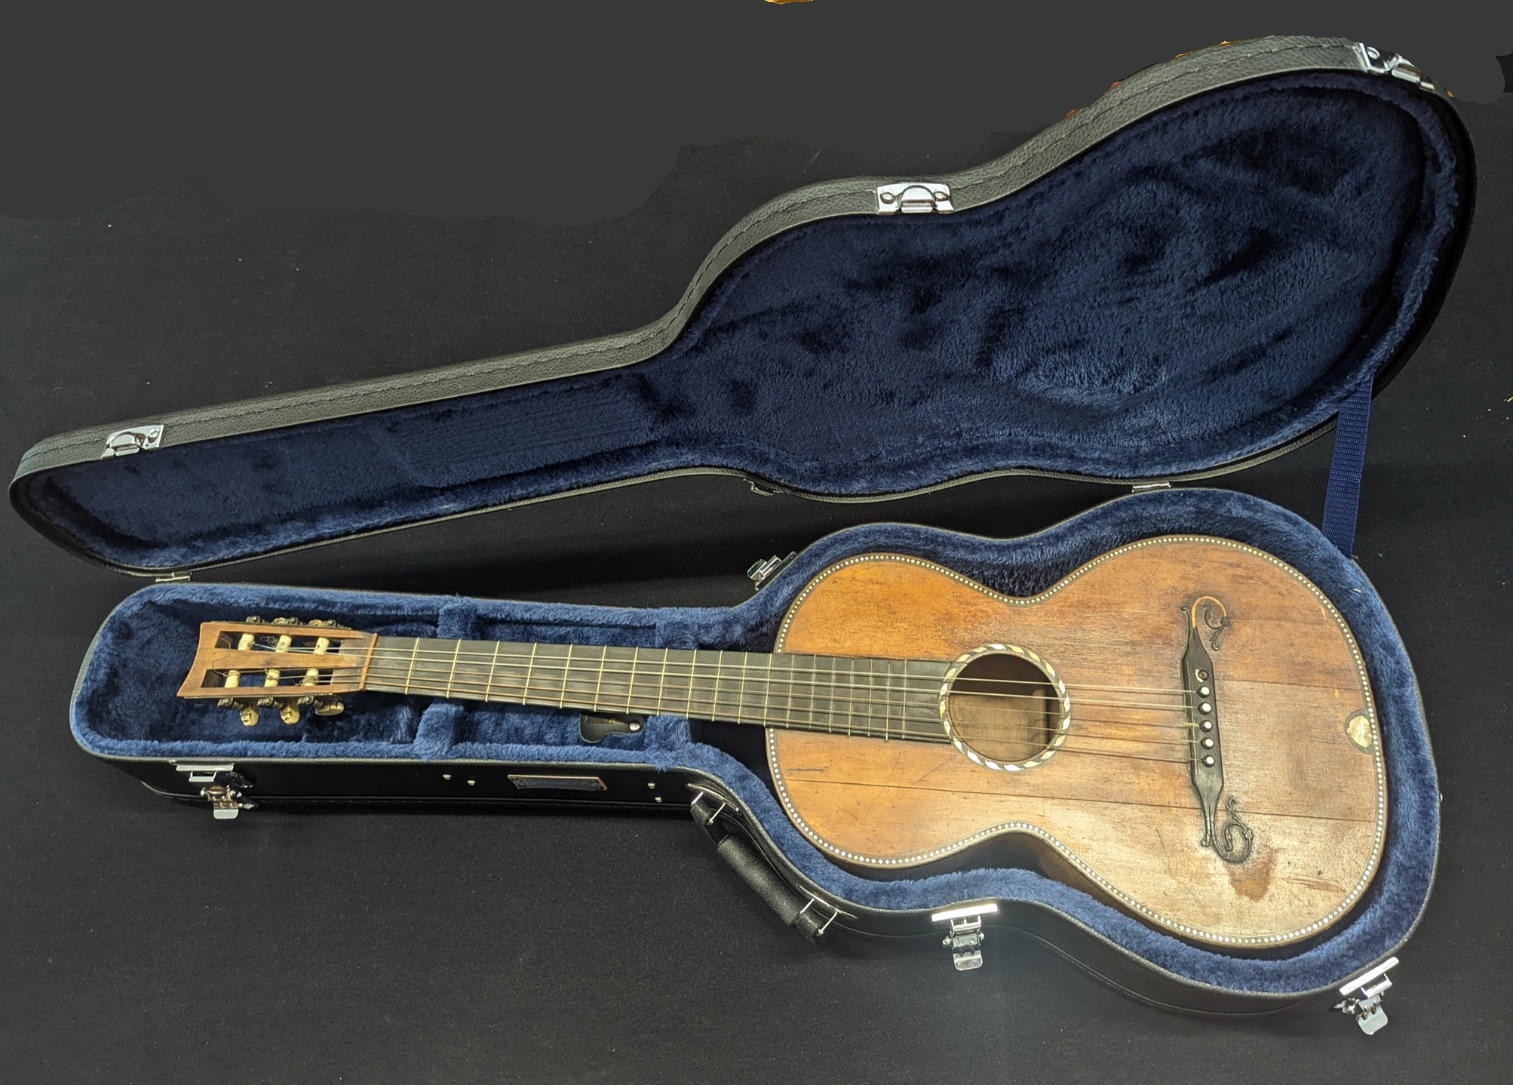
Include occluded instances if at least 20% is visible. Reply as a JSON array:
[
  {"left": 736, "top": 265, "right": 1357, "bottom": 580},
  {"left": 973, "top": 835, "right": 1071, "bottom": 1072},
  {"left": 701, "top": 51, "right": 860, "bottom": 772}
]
[{"left": 9, "top": 36, "right": 1473, "bottom": 1024}]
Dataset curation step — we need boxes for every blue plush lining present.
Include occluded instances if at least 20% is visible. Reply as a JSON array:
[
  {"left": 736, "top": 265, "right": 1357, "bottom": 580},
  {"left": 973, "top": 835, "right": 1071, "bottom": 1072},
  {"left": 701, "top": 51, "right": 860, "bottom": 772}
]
[
  {"left": 19, "top": 72, "right": 1464, "bottom": 572},
  {"left": 72, "top": 491, "right": 1437, "bottom": 995}
]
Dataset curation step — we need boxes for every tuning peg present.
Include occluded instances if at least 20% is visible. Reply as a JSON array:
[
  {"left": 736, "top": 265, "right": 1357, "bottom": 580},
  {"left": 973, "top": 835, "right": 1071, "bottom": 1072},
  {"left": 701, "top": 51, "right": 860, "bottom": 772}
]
[
  {"left": 313, "top": 698, "right": 345, "bottom": 717},
  {"left": 238, "top": 703, "right": 260, "bottom": 727},
  {"left": 244, "top": 616, "right": 264, "bottom": 624},
  {"left": 278, "top": 704, "right": 303, "bottom": 725}
]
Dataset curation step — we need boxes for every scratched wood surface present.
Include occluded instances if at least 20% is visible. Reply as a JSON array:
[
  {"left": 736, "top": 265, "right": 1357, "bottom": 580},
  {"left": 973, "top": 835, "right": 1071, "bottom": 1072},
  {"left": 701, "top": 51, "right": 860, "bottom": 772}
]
[{"left": 770, "top": 539, "right": 1385, "bottom": 946}]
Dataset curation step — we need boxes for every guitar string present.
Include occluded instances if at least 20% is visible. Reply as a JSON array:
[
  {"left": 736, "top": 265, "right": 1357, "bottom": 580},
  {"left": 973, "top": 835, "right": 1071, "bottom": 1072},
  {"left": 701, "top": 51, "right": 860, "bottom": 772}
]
[
  {"left": 222, "top": 662, "right": 1206, "bottom": 736},
  {"left": 236, "top": 640, "right": 1197, "bottom": 697},
  {"left": 237, "top": 640, "right": 1201, "bottom": 705},
  {"left": 355, "top": 659, "right": 1191, "bottom": 713},
  {"left": 279, "top": 679, "right": 1198, "bottom": 764},
  {"left": 214, "top": 658, "right": 1216, "bottom": 749}
]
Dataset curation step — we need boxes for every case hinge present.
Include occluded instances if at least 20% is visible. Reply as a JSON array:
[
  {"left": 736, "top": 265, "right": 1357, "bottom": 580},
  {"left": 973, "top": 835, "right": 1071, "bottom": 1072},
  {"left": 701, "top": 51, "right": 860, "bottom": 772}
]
[
  {"left": 1332, "top": 956, "right": 1399, "bottom": 1035},
  {"left": 746, "top": 552, "right": 797, "bottom": 591},
  {"left": 174, "top": 762, "right": 255, "bottom": 820},
  {"left": 101, "top": 424, "right": 164, "bottom": 457},
  {"left": 1356, "top": 44, "right": 1435, "bottom": 91},
  {"left": 875, "top": 180, "right": 955, "bottom": 215},
  {"left": 931, "top": 902, "right": 999, "bottom": 971}
]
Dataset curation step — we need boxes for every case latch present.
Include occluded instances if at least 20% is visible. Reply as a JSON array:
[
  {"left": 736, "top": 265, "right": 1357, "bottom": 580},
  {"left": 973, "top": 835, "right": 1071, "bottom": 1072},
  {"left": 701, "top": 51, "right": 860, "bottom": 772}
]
[
  {"left": 175, "top": 763, "right": 255, "bottom": 820},
  {"left": 1332, "top": 956, "right": 1399, "bottom": 1035},
  {"left": 931, "top": 902, "right": 999, "bottom": 971},
  {"left": 875, "top": 181, "right": 954, "bottom": 215},
  {"left": 100, "top": 424, "right": 164, "bottom": 457},
  {"left": 1356, "top": 44, "right": 1434, "bottom": 90},
  {"left": 746, "top": 552, "right": 797, "bottom": 590}
]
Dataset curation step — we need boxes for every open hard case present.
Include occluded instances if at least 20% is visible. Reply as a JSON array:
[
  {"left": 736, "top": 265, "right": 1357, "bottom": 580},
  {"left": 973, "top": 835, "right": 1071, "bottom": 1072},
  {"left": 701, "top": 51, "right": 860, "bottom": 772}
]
[{"left": 9, "top": 37, "right": 1473, "bottom": 1024}]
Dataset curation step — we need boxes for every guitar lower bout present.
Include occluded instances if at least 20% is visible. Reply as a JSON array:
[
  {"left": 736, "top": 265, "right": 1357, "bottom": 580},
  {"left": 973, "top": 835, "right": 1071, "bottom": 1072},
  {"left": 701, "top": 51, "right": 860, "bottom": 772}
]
[{"left": 766, "top": 539, "right": 1386, "bottom": 948}]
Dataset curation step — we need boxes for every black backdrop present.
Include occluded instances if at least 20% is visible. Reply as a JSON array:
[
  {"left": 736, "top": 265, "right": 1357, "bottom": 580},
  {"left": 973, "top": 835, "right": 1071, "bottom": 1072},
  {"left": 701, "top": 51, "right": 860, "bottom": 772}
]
[{"left": 2, "top": 14, "right": 1510, "bottom": 1085}]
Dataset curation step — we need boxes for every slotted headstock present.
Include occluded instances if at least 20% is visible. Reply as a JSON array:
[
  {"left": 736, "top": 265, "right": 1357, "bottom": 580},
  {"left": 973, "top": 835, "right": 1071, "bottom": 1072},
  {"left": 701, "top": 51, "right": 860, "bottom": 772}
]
[{"left": 177, "top": 617, "right": 376, "bottom": 726}]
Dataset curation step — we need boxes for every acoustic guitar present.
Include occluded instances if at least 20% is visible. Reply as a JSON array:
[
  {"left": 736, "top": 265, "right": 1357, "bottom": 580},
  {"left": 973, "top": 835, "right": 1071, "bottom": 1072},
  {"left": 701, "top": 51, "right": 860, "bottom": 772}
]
[{"left": 177, "top": 536, "right": 1384, "bottom": 949}]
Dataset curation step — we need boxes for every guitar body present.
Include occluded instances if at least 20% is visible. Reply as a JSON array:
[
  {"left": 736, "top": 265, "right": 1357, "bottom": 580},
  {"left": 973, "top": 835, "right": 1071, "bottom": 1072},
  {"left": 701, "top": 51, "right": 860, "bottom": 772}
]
[{"left": 769, "top": 537, "right": 1385, "bottom": 948}]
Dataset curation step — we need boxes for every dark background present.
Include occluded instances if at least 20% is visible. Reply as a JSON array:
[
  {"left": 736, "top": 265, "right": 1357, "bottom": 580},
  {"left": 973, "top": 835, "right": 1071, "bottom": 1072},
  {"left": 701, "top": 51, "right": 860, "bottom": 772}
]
[{"left": 2, "top": 10, "right": 1510, "bottom": 1085}]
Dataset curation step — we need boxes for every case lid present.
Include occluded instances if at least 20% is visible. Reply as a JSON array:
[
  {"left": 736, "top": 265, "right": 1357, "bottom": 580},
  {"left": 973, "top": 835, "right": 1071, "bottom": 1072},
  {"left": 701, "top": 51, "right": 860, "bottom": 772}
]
[{"left": 9, "top": 37, "right": 1474, "bottom": 575}]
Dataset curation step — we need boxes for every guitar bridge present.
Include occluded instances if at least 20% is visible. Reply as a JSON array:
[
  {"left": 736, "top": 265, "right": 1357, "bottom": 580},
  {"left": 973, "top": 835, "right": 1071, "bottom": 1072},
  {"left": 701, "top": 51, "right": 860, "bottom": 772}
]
[{"left": 1182, "top": 597, "right": 1253, "bottom": 864}]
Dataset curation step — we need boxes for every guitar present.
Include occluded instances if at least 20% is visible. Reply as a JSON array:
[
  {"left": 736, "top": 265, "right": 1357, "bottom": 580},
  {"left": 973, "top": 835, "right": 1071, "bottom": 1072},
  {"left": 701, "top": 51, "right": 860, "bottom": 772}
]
[{"left": 177, "top": 536, "right": 1384, "bottom": 948}]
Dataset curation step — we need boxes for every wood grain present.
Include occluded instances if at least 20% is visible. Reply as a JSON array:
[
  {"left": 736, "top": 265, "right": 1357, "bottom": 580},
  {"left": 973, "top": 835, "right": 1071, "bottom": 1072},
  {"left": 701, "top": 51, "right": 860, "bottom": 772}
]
[{"left": 768, "top": 538, "right": 1384, "bottom": 947}]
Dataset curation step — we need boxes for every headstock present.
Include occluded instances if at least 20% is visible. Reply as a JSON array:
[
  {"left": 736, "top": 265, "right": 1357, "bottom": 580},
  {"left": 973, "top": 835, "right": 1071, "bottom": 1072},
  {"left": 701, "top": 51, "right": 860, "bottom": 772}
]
[{"left": 177, "top": 617, "right": 376, "bottom": 726}]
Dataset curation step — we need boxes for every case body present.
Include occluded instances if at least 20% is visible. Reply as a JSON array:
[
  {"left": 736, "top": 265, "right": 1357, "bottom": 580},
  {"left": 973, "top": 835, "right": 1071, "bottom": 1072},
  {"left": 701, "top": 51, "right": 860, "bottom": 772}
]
[{"left": 11, "top": 37, "right": 1474, "bottom": 1019}]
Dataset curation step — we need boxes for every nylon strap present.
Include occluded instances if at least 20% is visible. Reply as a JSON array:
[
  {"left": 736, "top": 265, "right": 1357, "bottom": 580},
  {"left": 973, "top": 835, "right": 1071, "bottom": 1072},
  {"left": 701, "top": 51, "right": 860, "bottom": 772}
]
[{"left": 1322, "top": 383, "right": 1374, "bottom": 556}]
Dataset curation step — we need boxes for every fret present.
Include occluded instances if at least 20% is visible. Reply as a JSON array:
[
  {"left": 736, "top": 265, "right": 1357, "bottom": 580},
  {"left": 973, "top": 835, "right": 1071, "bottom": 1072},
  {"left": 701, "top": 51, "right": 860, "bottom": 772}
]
[
  {"left": 656, "top": 648, "right": 669, "bottom": 717},
  {"left": 840, "top": 655, "right": 853, "bottom": 737},
  {"left": 870, "top": 656, "right": 885, "bottom": 739},
  {"left": 592, "top": 645, "right": 606, "bottom": 707},
  {"left": 738, "top": 652, "right": 749, "bottom": 724},
  {"left": 524, "top": 642, "right": 539, "bottom": 702},
  {"left": 627, "top": 646, "right": 639, "bottom": 714},
  {"left": 714, "top": 650, "right": 726, "bottom": 721},
  {"left": 444, "top": 638, "right": 462, "bottom": 698},
  {"left": 761, "top": 653, "right": 774, "bottom": 726},
  {"left": 486, "top": 641, "right": 500, "bottom": 702},
  {"left": 403, "top": 637, "right": 420, "bottom": 694}
]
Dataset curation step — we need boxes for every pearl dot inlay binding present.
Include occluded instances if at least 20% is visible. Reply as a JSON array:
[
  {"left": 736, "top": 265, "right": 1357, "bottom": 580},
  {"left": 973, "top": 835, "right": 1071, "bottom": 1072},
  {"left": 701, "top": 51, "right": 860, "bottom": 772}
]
[{"left": 178, "top": 536, "right": 1384, "bottom": 948}]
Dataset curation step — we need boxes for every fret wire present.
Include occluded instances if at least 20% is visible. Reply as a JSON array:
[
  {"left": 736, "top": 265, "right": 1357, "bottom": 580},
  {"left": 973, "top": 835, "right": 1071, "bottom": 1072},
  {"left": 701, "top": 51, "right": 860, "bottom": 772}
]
[
  {"left": 715, "top": 650, "right": 724, "bottom": 722},
  {"left": 444, "top": 638, "right": 461, "bottom": 698},
  {"left": 593, "top": 645, "right": 606, "bottom": 707},
  {"left": 656, "top": 647, "right": 668, "bottom": 717},
  {"left": 486, "top": 641, "right": 500, "bottom": 703},
  {"left": 843, "top": 655, "right": 854, "bottom": 738},
  {"left": 403, "top": 638, "right": 420, "bottom": 694},
  {"left": 762, "top": 653, "right": 772, "bottom": 726},
  {"left": 738, "top": 652, "right": 749, "bottom": 724},
  {"left": 559, "top": 644, "right": 572, "bottom": 708},
  {"left": 628, "top": 646, "right": 639, "bottom": 715},
  {"left": 524, "top": 642, "right": 538, "bottom": 703}
]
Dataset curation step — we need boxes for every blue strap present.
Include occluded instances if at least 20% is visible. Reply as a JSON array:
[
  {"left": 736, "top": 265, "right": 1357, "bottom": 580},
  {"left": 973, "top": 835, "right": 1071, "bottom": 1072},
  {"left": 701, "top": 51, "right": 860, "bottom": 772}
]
[{"left": 1322, "top": 383, "right": 1374, "bottom": 556}]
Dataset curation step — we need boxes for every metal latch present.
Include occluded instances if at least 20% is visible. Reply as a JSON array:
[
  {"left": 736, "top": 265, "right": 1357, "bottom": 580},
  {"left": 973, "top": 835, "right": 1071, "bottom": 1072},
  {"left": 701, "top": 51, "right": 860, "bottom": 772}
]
[
  {"left": 931, "top": 902, "right": 999, "bottom": 971},
  {"left": 875, "top": 181, "right": 955, "bottom": 215},
  {"left": 175, "top": 763, "right": 254, "bottom": 820},
  {"left": 794, "top": 894, "right": 844, "bottom": 938},
  {"left": 746, "top": 552, "right": 797, "bottom": 590},
  {"left": 1356, "top": 44, "right": 1435, "bottom": 90},
  {"left": 1333, "top": 956, "right": 1399, "bottom": 1035},
  {"left": 101, "top": 424, "right": 164, "bottom": 457}
]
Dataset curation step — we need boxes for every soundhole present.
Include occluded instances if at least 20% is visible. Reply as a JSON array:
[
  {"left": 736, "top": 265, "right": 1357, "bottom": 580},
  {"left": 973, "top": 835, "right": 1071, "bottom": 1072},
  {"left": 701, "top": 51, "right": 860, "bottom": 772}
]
[{"left": 944, "top": 651, "right": 1063, "bottom": 768}]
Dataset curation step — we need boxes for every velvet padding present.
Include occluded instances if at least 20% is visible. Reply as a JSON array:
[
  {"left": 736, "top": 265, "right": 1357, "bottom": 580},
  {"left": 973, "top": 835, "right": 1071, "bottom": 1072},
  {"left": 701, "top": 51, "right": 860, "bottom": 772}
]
[
  {"left": 17, "top": 70, "right": 1465, "bottom": 572},
  {"left": 71, "top": 489, "right": 1437, "bottom": 996}
]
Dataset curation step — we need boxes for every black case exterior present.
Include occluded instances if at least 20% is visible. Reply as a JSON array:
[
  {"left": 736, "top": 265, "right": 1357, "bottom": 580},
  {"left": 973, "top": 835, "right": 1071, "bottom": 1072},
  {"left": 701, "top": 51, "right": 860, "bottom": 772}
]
[{"left": 19, "top": 36, "right": 1474, "bottom": 1022}]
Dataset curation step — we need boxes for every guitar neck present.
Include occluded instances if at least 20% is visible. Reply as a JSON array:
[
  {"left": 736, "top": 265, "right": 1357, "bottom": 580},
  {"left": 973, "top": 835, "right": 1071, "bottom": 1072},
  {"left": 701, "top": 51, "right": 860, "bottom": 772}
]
[{"left": 365, "top": 635, "right": 947, "bottom": 739}]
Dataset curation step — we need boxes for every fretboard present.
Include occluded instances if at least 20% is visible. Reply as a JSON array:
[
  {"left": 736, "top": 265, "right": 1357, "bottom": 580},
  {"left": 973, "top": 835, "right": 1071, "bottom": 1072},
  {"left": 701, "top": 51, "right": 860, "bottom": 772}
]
[{"left": 365, "top": 636, "right": 949, "bottom": 740}]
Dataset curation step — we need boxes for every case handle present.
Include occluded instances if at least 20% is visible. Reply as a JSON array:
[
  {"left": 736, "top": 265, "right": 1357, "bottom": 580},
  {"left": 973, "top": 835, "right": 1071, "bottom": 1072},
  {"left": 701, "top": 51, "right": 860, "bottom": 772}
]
[{"left": 690, "top": 787, "right": 841, "bottom": 941}]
